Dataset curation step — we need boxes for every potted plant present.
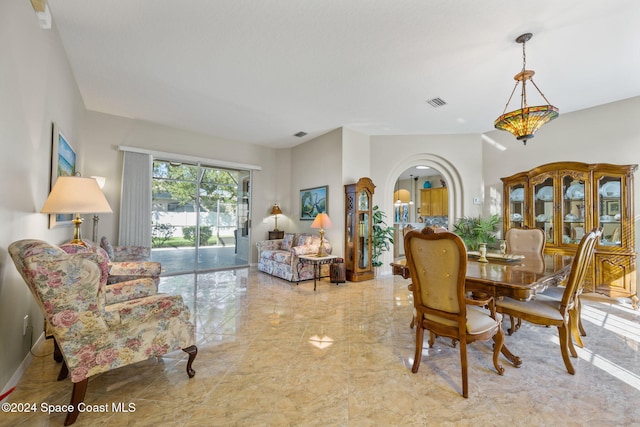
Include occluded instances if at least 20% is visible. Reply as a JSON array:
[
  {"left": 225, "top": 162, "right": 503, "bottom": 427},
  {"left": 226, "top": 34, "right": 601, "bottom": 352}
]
[
  {"left": 372, "top": 205, "right": 395, "bottom": 269},
  {"left": 452, "top": 214, "right": 500, "bottom": 251}
]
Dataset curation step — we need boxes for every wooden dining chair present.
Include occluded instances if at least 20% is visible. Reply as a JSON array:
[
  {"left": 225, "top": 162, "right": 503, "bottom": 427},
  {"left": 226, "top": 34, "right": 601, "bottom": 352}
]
[
  {"left": 404, "top": 228, "right": 505, "bottom": 398},
  {"left": 505, "top": 227, "right": 546, "bottom": 254},
  {"left": 495, "top": 228, "right": 601, "bottom": 374},
  {"left": 504, "top": 227, "right": 546, "bottom": 334}
]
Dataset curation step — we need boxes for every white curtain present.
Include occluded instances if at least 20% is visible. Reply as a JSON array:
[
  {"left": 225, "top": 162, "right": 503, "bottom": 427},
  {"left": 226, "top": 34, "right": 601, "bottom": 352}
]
[{"left": 119, "top": 151, "right": 152, "bottom": 246}]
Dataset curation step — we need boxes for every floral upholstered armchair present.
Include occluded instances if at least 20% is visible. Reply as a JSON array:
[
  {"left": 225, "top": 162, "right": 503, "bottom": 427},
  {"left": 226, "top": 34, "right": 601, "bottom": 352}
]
[{"left": 9, "top": 239, "right": 197, "bottom": 426}]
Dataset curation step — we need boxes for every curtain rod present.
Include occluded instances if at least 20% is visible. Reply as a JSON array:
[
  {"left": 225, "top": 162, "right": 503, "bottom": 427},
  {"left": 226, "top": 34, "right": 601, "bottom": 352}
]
[{"left": 118, "top": 145, "right": 262, "bottom": 171}]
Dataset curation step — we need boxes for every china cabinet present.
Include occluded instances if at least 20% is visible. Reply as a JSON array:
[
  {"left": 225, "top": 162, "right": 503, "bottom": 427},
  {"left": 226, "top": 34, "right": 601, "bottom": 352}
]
[
  {"left": 502, "top": 162, "right": 637, "bottom": 306},
  {"left": 345, "top": 177, "right": 375, "bottom": 281}
]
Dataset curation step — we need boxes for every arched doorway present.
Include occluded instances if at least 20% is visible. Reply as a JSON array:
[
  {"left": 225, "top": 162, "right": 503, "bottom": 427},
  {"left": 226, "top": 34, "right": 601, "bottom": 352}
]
[{"left": 381, "top": 154, "right": 463, "bottom": 269}]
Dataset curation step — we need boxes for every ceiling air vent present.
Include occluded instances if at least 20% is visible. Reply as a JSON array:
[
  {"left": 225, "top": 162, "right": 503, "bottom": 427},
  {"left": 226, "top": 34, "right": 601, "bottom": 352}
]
[
  {"left": 426, "top": 97, "right": 447, "bottom": 108},
  {"left": 294, "top": 131, "right": 308, "bottom": 137}
]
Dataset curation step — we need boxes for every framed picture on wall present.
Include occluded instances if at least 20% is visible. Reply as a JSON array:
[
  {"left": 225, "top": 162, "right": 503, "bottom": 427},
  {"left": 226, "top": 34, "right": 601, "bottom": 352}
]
[
  {"left": 300, "top": 185, "right": 328, "bottom": 220},
  {"left": 48, "top": 123, "right": 77, "bottom": 228},
  {"left": 606, "top": 200, "right": 620, "bottom": 216}
]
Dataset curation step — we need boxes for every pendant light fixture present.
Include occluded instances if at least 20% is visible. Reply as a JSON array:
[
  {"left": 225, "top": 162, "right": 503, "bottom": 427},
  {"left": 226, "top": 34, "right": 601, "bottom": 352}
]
[
  {"left": 394, "top": 179, "right": 402, "bottom": 206},
  {"left": 494, "top": 33, "right": 559, "bottom": 145}
]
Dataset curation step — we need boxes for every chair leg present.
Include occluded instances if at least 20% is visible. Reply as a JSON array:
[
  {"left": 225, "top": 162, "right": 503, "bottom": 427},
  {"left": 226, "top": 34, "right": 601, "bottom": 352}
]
[
  {"left": 577, "top": 296, "right": 586, "bottom": 337},
  {"left": 491, "top": 328, "right": 505, "bottom": 376},
  {"left": 182, "top": 345, "right": 198, "bottom": 378},
  {"left": 460, "top": 340, "right": 468, "bottom": 398},
  {"left": 64, "top": 379, "right": 88, "bottom": 426},
  {"left": 569, "top": 306, "right": 584, "bottom": 348},
  {"left": 53, "top": 338, "right": 63, "bottom": 363},
  {"left": 558, "top": 324, "right": 576, "bottom": 375},
  {"left": 507, "top": 315, "right": 522, "bottom": 335},
  {"left": 57, "top": 360, "right": 69, "bottom": 381},
  {"left": 411, "top": 326, "right": 424, "bottom": 373}
]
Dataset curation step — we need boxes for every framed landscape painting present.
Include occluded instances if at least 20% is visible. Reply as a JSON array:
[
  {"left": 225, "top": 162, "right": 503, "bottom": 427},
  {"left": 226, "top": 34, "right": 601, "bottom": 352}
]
[
  {"left": 300, "top": 185, "right": 328, "bottom": 220},
  {"left": 49, "top": 124, "right": 76, "bottom": 228}
]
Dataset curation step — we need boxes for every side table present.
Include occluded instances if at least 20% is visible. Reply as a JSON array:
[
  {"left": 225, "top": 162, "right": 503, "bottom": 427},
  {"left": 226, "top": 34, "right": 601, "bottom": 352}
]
[
  {"left": 268, "top": 230, "right": 285, "bottom": 240},
  {"left": 297, "top": 255, "right": 339, "bottom": 291}
]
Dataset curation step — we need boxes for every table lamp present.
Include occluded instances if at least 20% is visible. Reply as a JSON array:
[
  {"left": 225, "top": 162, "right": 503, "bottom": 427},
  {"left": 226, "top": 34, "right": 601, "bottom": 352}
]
[
  {"left": 311, "top": 212, "right": 332, "bottom": 257},
  {"left": 90, "top": 176, "right": 106, "bottom": 242},
  {"left": 271, "top": 203, "right": 283, "bottom": 231},
  {"left": 41, "top": 176, "right": 113, "bottom": 245}
]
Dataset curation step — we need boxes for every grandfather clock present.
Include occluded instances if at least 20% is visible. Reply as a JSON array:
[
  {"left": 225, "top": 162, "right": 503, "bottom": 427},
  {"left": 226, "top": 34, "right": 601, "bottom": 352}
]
[{"left": 345, "top": 177, "right": 375, "bottom": 281}]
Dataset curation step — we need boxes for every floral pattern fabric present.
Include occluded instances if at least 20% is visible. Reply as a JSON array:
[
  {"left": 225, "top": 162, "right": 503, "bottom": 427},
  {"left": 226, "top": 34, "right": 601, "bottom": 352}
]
[
  {"left": 256, "top": 233, "right": 332, "bottom": 282},
  {"left": 9, "top": 239, "right": 195, "bottom": 383}
]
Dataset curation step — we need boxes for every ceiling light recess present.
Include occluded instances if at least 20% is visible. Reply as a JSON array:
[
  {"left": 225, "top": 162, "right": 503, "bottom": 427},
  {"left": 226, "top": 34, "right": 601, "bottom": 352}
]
[{"left": 494, "top": 33, "right": 558, "bottom": 145}]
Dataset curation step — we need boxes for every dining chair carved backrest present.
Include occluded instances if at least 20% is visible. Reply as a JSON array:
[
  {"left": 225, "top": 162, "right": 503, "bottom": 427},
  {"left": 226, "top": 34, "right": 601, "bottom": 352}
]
[
  {"left": 505, "top": 227, "right": 546, "bottom": 254},
  {"left": 404, "top": 228, "right": 505, "bottom": 398},
  {"left": 503, "top": 227, "right": 546, "bottom": 334},
  {"left": 495, "top": 228, "right": 601, "bottom": 375}
]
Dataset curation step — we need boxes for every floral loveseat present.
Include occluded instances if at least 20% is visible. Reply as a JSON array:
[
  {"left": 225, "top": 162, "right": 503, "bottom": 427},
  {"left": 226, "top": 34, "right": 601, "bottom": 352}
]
[{"left": 257, "top": 233, "right": 332, "bottom": 282}]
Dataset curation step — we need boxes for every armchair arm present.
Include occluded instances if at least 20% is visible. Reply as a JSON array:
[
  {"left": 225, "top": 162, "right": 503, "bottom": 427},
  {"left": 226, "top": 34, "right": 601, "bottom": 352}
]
[
  {"left": 104, "top": 278, "right": 158, "bottom": 305},
  {"left": 104, "top": 294, "right": 190, "bottom": 326},
  {"left": 112, "top": 245, "right": 150, "bottom": 262},
  {"left": 256, "top": 239, "right": 282, "bottom": 258},
  {"left": 107, "top": 261, "right": 161, "bottom": 285}
]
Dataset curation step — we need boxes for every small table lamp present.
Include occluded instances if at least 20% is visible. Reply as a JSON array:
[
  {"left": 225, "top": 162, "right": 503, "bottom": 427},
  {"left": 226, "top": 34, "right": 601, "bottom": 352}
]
[
  {"left": 41, "top": 176, "right": 113, "bottom": 245},
  {"left": 311, "top": 212, "right": 332, "bottom": 257},
  {"left": 271, "top": 203, "right": 283, "bottom": 231}
]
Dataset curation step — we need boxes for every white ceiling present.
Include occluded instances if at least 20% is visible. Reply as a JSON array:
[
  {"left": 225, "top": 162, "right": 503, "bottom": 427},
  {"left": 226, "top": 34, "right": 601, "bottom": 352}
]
[{"left": 47, "top": 1, "right": 640, "bottom": 149}]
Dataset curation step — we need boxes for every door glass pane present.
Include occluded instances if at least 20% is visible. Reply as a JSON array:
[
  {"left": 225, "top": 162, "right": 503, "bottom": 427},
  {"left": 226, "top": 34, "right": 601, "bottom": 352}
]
[
  {"left": 598, "top": 176, "right": 622, "bottom": 248},
  {"left": 561, "top": 175, "right": 586, "bottom": 245},
  {"left": 508, "top": 183, "right": 525, "bottom": 228},
  {"left": 533, "top": 177, "right": 554, "bottom": 243},
  {"left": 151, "top": 160, "right": 250, "bottom": 274},
  {"left": 359, "top": 212, "right": 369, "bottom": 269}
]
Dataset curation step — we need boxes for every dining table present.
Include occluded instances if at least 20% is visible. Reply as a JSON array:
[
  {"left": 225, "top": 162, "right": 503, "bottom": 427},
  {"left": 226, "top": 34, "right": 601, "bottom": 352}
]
[{"left": 391, "top": 251, "right": 574, "bottom": 367}]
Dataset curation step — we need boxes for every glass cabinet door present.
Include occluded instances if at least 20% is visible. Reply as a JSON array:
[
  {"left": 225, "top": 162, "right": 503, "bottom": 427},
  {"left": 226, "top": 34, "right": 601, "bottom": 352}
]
[
  {"left": 597, "top": 175, "right": 623, "bottom": 248},
  {"left": 561, "top": 174, "right": 587, "bottom": 245},
  {"left": 532, "top": 176, "right": 554, "bottom": 244},
  {"left": 359, "top": 212, "right": 369, "bottom": 268},
  {"left": 507, "top": 183, "right": 525, "bottom": 228}
]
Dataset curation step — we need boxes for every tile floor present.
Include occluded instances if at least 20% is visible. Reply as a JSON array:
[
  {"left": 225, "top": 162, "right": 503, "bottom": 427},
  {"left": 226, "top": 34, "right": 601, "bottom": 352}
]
[{"left": 4, "top": 268, "right": 640, "bottom": 426}]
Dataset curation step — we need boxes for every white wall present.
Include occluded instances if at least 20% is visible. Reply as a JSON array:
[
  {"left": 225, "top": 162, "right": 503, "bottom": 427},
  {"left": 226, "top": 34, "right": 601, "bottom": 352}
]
[
  {"left": 0, "top": 1, "right": 86, "bottom": 392},
  {"left": 290, "top": 128, "right": 344, "bottom": 255},
  {"left": 81, "top": 111, "right": 279, "bottom": 264},
  {"left": 370, "top": 133, "right": 485, "bottom": 272}
]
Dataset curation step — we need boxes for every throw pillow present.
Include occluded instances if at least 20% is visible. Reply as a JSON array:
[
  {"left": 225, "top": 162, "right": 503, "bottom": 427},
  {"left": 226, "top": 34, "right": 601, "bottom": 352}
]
[
  {"left": 100, "top": 236, "right": 115, "bottom": 260},
  {"left": 281, "top": 233, "right": 296, "bottom": 251}
]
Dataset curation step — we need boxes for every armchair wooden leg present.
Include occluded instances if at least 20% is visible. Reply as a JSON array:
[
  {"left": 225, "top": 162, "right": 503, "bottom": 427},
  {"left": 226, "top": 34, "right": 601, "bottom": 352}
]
[
  {"left": 57, "top": 360, "right": 69, "bottom": 381},
  {"left": 64, "top": 379, "right": 88, "bottom": 426},
  {"left": 460, "top": 340, "right": 468, "bottom": 398},
  {"left": 183, "top": 345, "right": 198, "bottom": 378},
  {"left": 53, "top": 338, "right": 63, "bottom": 363}
]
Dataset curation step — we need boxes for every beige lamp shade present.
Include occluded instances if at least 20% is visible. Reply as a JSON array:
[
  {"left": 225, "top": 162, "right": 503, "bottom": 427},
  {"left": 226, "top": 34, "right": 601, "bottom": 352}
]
[
  {"left": 311, "top": 212, "right": 332, "bottom": 230},
  {"left": 41, "top": 176, "right": 113, "bottom": 214}
]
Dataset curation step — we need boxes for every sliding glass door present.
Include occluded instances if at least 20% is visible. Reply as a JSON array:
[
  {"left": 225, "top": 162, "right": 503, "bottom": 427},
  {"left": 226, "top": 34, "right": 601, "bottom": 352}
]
[{"left": 151, "top": 160, "right": 250, "bottom": 275}]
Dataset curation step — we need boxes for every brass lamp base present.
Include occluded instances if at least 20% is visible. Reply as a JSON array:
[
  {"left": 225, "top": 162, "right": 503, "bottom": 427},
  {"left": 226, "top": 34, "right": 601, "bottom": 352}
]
[
  {"left": 70, "top": 213, "right": 86, "bottom": 246},
  {"left": 316, "top": 229, "right": 328, "bottom": 257}
]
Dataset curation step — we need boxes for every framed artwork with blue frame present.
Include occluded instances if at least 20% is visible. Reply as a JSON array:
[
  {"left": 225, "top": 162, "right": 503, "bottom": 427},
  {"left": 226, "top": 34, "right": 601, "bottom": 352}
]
[
  {"left": 300, "top": 185, "right": 328, "bottom": 220},
  {"left": 48, "top": 123, "right": 77, "bottom": 228}
]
